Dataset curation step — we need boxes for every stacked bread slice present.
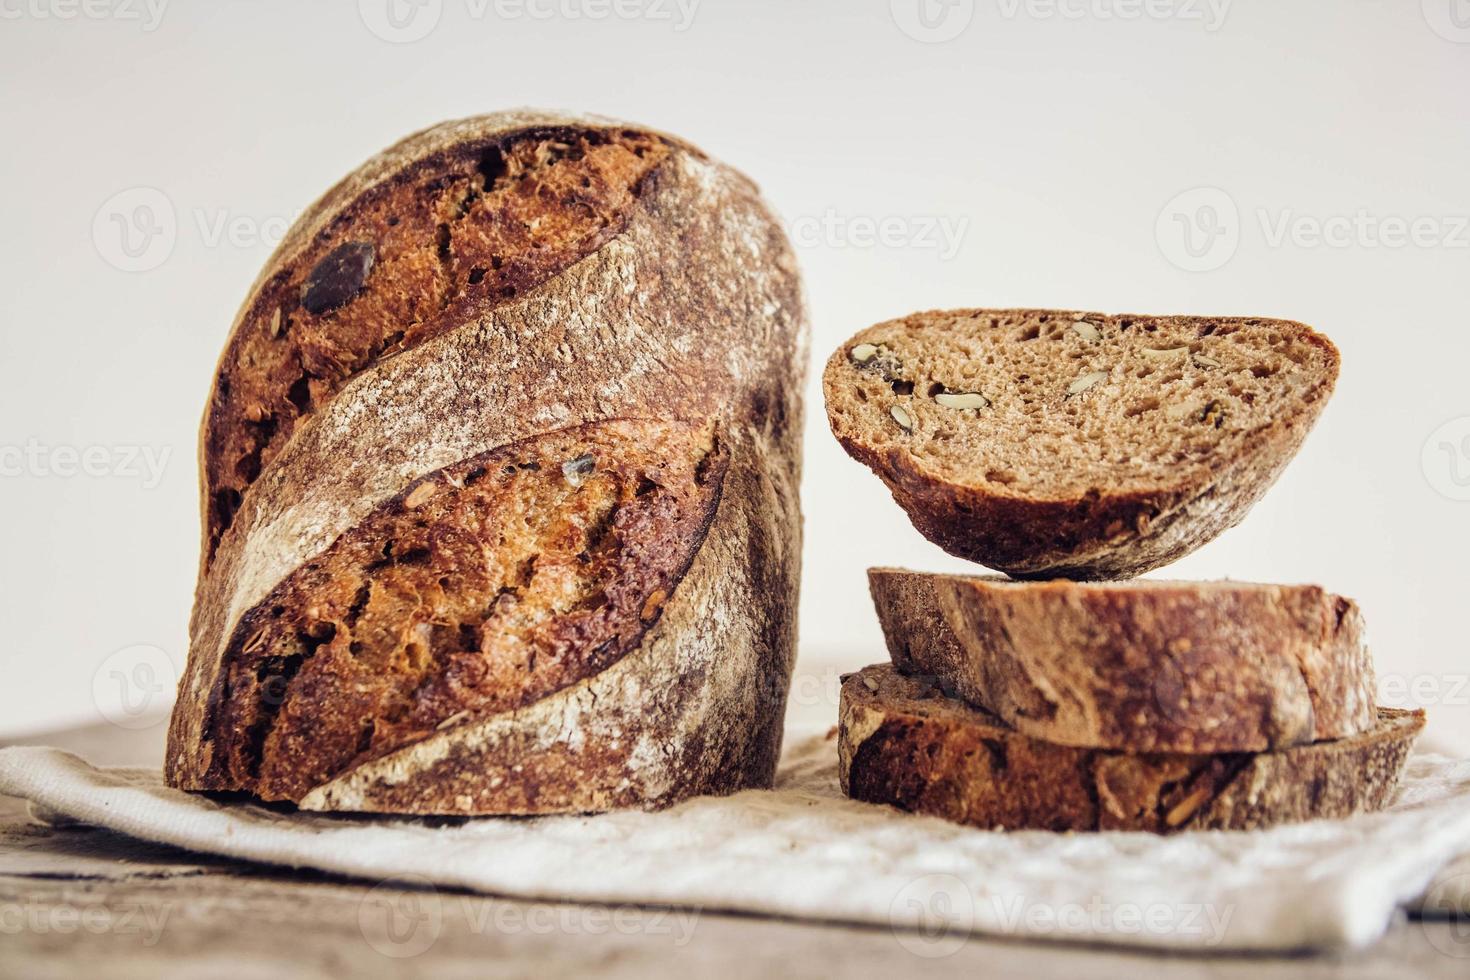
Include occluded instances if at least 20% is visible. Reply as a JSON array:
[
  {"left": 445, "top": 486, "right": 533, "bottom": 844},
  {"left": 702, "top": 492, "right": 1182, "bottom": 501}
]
[{"left": 823, "top": 310, "right": 1423, "bottom": 833}]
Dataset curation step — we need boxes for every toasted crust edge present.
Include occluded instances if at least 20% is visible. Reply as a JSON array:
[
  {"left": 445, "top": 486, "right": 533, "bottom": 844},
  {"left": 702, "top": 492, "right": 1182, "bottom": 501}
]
[
  {"left": 867, "top": 568, "right": 1378, "bottom": 753},
  {"left": 839, "top": 665, "right": 1422, "bottom": 834}
]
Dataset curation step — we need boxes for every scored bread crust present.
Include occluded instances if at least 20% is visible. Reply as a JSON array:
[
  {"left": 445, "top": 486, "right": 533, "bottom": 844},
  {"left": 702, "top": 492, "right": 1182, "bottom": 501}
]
[
  {"left": 197, "top": 118, "right": 677, "bottom": 569},
  {"left": 823, "top": 310, "right": 1339, "bottom": 579},
  {"left": 868, "top": 569, "right": 1377, "bottom": 753},
  {"left": 204, "top": 419, "right": 731, "bottom": 804},
  {"left": 839, "top": 666, "right": 1422, "bottom": 834},
  {"left": 166, "top": 111, "right": 809, "bottom": 813}
]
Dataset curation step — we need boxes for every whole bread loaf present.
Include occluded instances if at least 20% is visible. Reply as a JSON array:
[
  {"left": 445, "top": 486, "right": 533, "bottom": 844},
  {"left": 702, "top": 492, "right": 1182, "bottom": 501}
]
[
  {"left": 868, "top": 568, "right": 1377, "bottom": 753},
  {"left": 824, "top": 310, "right": 1339, "bottom": 579},
  {"left": 840, "top": 666, "right": 1421, "bottom": 833},
  {"left": 165, "top": 111, "right": 809, "bottom": 813}
]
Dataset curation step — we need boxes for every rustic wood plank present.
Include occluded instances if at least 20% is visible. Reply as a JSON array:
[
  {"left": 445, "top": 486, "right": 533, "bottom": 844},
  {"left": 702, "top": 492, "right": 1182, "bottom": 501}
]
[{"left": 2, "top": 861, "right": 1467, "bottom": 979}]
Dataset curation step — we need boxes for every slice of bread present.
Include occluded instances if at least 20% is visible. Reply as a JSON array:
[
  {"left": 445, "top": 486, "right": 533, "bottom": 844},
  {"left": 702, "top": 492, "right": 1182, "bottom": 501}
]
[
  {"left": 868, "top": 568, "right": 1377, "bottom": 753},
  {"left": 839, "top": 665, "right": 1422, "bottom": 834},
  {"left": 823, "top": 310, "right": 1339, "bottom": 579}
]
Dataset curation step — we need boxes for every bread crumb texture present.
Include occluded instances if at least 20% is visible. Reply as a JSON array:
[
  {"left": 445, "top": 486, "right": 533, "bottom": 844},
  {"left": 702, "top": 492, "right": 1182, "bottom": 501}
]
[{"left": 823, "top": 309, "right": 1339, "bottom": 577}]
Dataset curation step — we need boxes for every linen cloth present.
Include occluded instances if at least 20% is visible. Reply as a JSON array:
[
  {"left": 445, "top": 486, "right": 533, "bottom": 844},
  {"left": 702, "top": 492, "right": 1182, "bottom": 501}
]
[{"left": 3, "top": 728, "right": 1469, "bottom": 953}]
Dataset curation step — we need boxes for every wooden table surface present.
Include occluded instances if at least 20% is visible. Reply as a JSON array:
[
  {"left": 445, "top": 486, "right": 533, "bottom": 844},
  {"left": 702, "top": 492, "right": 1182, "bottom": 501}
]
[{"left": 2, "top": 717, "right": 1467, "bottom": 979}]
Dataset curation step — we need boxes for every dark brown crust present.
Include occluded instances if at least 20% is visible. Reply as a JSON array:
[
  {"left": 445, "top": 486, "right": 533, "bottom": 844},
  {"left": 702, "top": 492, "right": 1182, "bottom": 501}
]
[
  {"left": 166, "top": 112, "right": 809, "bottom": 814},
  {"left": 290, "top": 451, "right": 795, "bottom": 816},
  {"left": 823, "top": 310, "right": 1340, "bottom": 580},
  {"left": 868, "top": 568, "right": 1377, "bottom": 753},
  {"left": 839, "top": 666, "right": 1423, "bottom": 834},
  {"left": 202, "top": 126, "right": 671, "bottom": 568},
  {"left": 202, "top": 419, "right": 725, "bottom": 803}
]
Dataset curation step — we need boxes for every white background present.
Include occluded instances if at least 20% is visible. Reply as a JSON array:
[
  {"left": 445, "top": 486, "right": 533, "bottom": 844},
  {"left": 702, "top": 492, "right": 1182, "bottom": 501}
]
[{"left": 1, "top": 0, "right": 1467, "bottom": 749}]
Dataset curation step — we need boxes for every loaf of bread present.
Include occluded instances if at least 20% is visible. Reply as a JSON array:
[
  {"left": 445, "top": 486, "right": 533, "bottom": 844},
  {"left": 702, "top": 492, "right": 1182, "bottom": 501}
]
[
  {"left": 868, "top": 568, "right": 1377, "bottom": 753},
  {"left": 165, "top": 111, "right": 809, "bottom": 813},
  {"left": 840, "top": 665, "right": 1421, "bottom": 833},
  {"left": 824, "top": 310, "right": 1339, "bottom": 579}
]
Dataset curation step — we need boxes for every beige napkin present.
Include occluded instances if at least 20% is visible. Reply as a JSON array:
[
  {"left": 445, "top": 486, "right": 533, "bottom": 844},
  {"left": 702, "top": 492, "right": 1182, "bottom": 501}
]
[{"left": 3, "top": 728, "right": 1469, "bottom": 954}]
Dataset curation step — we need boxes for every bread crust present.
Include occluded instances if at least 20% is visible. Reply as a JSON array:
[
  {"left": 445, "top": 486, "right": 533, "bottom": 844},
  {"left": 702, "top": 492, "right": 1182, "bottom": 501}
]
[
  {"left": 166, "top": 111, "right": 808, "bottom": 813},
  {"left": 839, "top": 666, "right": 1422, "bottom": 834},
  {"left": 198, "top": 122, "right": 674, "bottom": 566},
  {"left": 823, "top": 310, "right": 1339, "bottom": 580},
  {"left": 203, "top": 420, "right": 730, "bottom": 803},
  {"left": 868, "top": 569, "right": 1377, "bottom": 753}
]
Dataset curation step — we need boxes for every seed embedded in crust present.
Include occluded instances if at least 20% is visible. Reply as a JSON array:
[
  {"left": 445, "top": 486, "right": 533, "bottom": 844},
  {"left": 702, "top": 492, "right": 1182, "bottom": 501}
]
[
  {"left": 1192, "top": 353, "right": 1222, "bottom": 368},
  {"left": 850, "top": 343, "right": 880, "bottom": 364},
  {"left": 268, "top": 307, "right": 284, "bottom": 338},
  {"left": 1068, "top": 371, "right": 1109, "bottom": 396},
  {"left": 300, "top": 241, "right": 376, "bottom": 316},
  {"left": 1071, "top": 320, "right": 1102, "bottom": 343},
  {"left": 1164, "top": 400, "right": 1195, "bottom": 421},
  {"left": 1165, "top": 784, "right": 1212, "bottom": 827},
  {"left": 562, "top": 454, "right": 596, "bottom": 487},
  {"left": 640, "top": 588, "right": 669, "bottom": 622},
  {"left": 890, "top": 405, "right": 915, "bottom": 431},
  {"left": 934, "top": 392, "right": 990, "bottom": 410},
  {"left": 861, "top": 674, "right": 880, "bottom": 692},
  {"left": 404, "top": 482, "right": 440, "bottom": 509},
  {"left": 1140, "top": 346, "right": 1189, "bottom": 360},
  {"left": 435, "top": 710, "right": 469, "bottom": 731}
]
